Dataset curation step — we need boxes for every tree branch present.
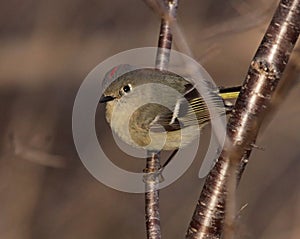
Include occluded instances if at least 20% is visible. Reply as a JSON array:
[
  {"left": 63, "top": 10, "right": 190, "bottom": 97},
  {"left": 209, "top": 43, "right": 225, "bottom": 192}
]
[
  {"left": 186, "top": 0, "right": 300, "bottom": 238},
  {"left": 144, "top": 1, "right": 179, "bottom": 239}
]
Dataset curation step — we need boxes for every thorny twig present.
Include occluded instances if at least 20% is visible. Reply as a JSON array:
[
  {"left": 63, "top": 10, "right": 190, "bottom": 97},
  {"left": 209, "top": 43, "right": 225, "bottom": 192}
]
[{"left": 186, "top": 0, "right": 300, "bottom": 238}]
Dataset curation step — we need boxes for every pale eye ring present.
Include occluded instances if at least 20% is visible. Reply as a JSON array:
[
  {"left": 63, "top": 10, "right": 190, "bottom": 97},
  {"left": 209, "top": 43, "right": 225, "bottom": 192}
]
[{"left": 121, "top": 84, "right": 132, "bottom": 95}]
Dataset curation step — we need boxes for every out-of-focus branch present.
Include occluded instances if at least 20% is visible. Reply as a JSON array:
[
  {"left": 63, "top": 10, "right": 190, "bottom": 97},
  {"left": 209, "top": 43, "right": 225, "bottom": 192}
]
[
  {"left": 144, "top": 1, "right": 179, "bottom": 239},
  {"left": 199, "top": 0, "right": 275, "bottom": 42},
  {"left": 186, "top": 0, "right": 300, "bottom": 238},
  {"left": 144, "top": 0, "right": 194, "bottom": 57}
]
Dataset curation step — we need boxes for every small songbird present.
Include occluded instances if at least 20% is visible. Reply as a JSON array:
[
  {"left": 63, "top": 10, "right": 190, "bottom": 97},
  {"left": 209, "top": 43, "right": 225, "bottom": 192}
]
[{"left": 100, "top": 67, "right": 240, "bottom": 151}]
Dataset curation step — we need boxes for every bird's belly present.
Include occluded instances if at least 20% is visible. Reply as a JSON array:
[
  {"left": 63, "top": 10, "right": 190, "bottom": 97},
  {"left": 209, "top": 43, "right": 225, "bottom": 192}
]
[{"left": 112, "top": 121, "right": 200, "bottom": 151}]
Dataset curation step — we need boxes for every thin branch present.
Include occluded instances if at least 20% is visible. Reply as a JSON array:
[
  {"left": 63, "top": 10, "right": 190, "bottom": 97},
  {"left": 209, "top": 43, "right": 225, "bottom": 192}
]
[
  {"left": 144, "top": 1, "right": 179, "bottom": 239},
  {"left": 144, "top": 152, "right": 163, "bottom": 239},
  {"left": 155, "top": 0, "right": 179, "bottom": 70},
  {"left": 186, "top": 0, "right": 300, "bottom": 238}
]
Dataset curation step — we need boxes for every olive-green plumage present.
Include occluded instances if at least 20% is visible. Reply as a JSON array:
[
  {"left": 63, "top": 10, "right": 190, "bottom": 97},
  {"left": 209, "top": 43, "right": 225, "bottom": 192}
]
[{"left": 100, "top": 68, "right": 239, "bottom": 151}]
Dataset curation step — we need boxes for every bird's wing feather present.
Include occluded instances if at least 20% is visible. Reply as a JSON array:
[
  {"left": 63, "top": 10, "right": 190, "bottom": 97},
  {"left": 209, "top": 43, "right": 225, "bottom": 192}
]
[{"left": 149, "top": 83, "right": 220, "bottom": 132}]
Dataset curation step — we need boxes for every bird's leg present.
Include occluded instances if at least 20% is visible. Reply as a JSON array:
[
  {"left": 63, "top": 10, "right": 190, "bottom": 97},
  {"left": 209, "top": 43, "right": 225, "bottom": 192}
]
[{"left": 162, "top": 148, "right": 179, "bottom": 169}]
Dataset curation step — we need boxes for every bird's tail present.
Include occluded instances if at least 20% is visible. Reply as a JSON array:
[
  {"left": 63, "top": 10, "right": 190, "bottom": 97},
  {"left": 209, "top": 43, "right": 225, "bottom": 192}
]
[
  {"left": 218, "top": 86, "right": 241, "bottom": 112},
  {"left": 218, "top": 86, "right": 241, "bottom": 100}
]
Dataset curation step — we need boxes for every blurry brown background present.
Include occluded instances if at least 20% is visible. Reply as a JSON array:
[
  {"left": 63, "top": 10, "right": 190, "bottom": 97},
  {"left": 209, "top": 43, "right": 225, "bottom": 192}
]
[{"left": 0, "top": 0, "right": 300, "bottom": 238}]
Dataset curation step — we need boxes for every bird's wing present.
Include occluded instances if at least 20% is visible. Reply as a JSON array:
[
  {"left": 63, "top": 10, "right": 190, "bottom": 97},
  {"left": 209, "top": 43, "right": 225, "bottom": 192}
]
[{"left": 149, "top": 83, "right": 224, "bottom": 132}]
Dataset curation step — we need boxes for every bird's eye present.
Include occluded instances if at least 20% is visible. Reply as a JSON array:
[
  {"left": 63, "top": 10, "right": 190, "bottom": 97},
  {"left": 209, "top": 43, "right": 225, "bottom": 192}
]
[{"left": 121, "top": 84, "right": 132, "bottom": 94}]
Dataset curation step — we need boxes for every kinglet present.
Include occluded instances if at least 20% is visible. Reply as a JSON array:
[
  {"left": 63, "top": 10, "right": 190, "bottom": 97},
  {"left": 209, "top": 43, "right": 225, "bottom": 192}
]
[{"left": 100, "top": 67, "right": 240, "bottom": 151}]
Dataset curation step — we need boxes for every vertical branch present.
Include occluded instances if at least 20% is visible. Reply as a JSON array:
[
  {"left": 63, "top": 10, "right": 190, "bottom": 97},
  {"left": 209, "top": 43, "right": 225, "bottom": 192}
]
[
  {"left": 145, "top": 152, "right": 162, "bottom": 239},
  {"left": 186, "top": 0, "right": 300, "bottom": 238},
  {"left": 144, "top": 1, "right": 179, "bottom": 239},
  {"left": 155, "top": 0, "right": 179, "bottom": 70}
]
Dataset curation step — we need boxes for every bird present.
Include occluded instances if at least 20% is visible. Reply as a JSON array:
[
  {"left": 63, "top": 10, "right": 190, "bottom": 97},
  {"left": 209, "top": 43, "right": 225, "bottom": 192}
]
[{"left": 99, "top": 66, "right": 240, "bottom": 152}]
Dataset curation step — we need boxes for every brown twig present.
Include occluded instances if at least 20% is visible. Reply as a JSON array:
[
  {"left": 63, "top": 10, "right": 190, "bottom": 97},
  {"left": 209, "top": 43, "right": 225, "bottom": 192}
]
[
  {"left": 144, "top": 1, "right": 179, "bottom": 239},
  {"left": 186, "top": 0, "right": 300, "bottom": 238},
  {"left": 144, "top": 152, "right": 162, "bottom": 239},
  {"left": 155, "top": 0, "right": 179, "bottom": 70}
]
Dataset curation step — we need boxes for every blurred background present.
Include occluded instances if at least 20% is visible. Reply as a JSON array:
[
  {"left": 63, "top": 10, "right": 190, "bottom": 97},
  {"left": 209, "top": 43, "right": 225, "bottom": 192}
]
[{"left": 0, "top": 0, "right": 300, "bottom": 238}]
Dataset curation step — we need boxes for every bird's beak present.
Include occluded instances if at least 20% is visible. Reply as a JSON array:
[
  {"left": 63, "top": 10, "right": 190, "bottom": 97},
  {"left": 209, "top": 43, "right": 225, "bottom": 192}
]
[{"left": 99, "top": 95, "right": 115, "bottom": 103}]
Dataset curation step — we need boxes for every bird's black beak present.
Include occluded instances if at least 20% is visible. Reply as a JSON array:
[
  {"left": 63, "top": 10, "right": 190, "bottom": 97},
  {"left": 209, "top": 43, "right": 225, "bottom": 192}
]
[{"left": 99, "top": 95, "right": 115, "bottom": 103}]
